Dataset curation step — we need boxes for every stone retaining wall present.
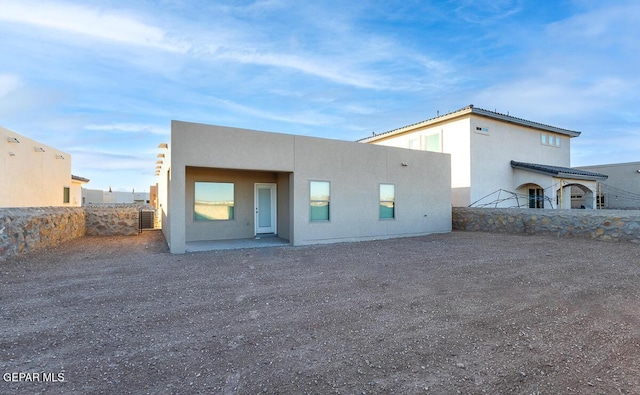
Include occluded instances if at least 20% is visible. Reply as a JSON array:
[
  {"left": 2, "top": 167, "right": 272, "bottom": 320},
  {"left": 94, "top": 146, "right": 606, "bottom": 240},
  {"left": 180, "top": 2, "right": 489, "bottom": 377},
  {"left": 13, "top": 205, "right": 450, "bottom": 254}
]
[
  {"left": 0, "top": 207, "right": 86, "bottom": 260},
  {"left": 1, "top": 206, "right": 142, "bottom": 261},
  {"left": 453, "top": 207, "right": 640, "bottom": 242},
  {"left": 84, "top": 205, "right": 140, "bottom": 236}
]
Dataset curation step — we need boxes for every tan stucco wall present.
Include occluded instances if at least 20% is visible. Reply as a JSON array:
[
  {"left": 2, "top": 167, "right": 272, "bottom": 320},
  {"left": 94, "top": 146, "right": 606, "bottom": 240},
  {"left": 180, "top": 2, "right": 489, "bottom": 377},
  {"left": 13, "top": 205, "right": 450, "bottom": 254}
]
[
  {"left": 367, "top": 117, "right": 471, "bottom": 206},
  {"left": 185, "top": 167, "right": 290, "bottom": 242},
  {"left": 166, "top": 121, "right": 451, "bottom": 253},
  {"left": 277, "top": 172, "right": 292, "bottom": 241},
  {"left": 71, "top": 180, "right": 85, "bottom": 207},
  {"left": 1, "top": 126, "right": 74, "bottom": 208},
  {"left": 577, "top": 162, "right": 640, "bottom": 209},
  {"left": 291, "top": 135, "right": 451, "bottom": 245}
]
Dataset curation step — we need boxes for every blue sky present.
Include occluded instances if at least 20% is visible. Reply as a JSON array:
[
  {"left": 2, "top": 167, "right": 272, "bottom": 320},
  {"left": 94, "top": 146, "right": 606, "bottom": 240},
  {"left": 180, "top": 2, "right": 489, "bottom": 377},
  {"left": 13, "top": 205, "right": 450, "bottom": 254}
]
[{"left": 1, "top": 0, "right": 639, "bottom": 191}]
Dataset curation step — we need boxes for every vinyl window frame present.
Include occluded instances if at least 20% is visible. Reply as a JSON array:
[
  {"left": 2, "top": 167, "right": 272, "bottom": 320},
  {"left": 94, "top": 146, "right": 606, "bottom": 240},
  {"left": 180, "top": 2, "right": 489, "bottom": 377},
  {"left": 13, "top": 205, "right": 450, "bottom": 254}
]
[
  {"left": 379, "top": 183, "right": 396, "bottom": 220},
  {"left": 63, "top": 187, "right": 70, "bottom": 204},
  {"left": 193, "top": 181, "right": 235, "bottom": 221},
  {"left": 309, "top": 180, "right": 331, "bottom": 222}
]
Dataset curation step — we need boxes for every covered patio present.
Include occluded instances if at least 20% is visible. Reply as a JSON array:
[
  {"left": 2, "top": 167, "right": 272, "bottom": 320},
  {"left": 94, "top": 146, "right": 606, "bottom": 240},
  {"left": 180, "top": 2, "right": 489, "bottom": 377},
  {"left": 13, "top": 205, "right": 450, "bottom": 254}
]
[{"left": 511, "top": 160, "right": 608, "bottom": 209}]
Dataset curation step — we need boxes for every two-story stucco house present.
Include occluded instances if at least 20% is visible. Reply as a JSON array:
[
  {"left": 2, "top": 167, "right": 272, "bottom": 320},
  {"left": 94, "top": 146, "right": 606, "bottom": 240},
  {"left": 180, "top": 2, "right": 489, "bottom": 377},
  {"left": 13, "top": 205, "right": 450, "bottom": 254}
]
[
  {"left": 1, "top": 126, "right": 89, "bottom": 207},
  {"left": 360, "top": 105, "right": 607, "bottom": 209},
  {"left": 157, "top": 121, "right": 452, "bottom": 254}
]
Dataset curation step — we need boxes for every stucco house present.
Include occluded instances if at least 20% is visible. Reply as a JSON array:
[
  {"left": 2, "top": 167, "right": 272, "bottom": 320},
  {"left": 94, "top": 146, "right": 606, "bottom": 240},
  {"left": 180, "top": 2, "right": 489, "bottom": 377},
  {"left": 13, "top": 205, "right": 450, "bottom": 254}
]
[
  {"left": 576, "top": 162, "right": 640, "bottom": 209},
  {"left": 360, "top": 105, "right": 607, "bottom": 209},
  {"left": 157, "top": 121, "right": 451, "bottom": 254},
  {"left": 81, "top": 188, "right": 151, "bottom": 205},
  {"left": 1, "top": 126, "right": 89, "bottom": 207}
]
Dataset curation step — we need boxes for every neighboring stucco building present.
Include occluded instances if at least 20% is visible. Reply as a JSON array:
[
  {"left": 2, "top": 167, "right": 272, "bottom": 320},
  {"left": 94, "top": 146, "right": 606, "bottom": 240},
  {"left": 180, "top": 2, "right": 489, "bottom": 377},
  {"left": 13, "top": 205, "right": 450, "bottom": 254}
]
[
  {"left": 360, "top": 105, "right": 607, "bottom": 209},
  {"left": 71, "top": 175, "right": 90, "bottom": 206},
  {"left": 1, "top": 126, "right": 88, "bottom": 207},
  {"left": 577, "top": 162, "right": 640, "bottom": 209},
  {"left": 157, "top": 121, "right": 451, "bottom": 254},
  {"left": 81, "top": 188, "right": 150, "bottom": 205}
]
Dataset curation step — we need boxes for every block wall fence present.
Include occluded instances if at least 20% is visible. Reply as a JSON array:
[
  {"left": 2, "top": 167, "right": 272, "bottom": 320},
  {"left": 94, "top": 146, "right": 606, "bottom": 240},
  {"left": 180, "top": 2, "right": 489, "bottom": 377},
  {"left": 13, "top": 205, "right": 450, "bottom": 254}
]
[
  {"left": 0, "top": 206, "right": 140, "bottom": 261},
  {"left": 3, "top": 206, "right": 639, "bottom": 260},
  {"left": 453, "top": 207, "right": 640, "bottom": 242}
]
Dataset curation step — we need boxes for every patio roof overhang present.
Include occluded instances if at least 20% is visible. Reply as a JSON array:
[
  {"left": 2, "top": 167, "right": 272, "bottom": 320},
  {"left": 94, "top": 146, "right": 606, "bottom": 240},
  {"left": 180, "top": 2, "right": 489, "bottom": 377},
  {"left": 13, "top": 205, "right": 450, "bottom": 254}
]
[{"left": 510, "top": 160, "right": 609, "bottom": 182}]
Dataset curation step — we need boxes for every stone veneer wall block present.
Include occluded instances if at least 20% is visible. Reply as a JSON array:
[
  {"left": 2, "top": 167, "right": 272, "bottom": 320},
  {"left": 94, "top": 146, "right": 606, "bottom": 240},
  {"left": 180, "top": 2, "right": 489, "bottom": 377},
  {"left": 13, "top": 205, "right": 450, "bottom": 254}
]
[
  {"left": 0, "top": 207, "right": 86, "bottom": 260},
  {"left": 453, "top": 207, "right": 640, "bottom": 242},
  {"left": 1, "top": 206, "right": 143, "bottom": 260}
]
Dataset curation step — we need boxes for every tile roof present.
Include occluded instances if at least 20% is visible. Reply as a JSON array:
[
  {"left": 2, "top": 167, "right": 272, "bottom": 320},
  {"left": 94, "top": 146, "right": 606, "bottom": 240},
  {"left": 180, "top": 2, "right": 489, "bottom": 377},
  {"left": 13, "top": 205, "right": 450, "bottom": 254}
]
[
  {"left": 510, "top": 161, "right": 608, "bottom": 181},
  {"left": 359, "top": 104, "right": 580, "bottom": 142}
]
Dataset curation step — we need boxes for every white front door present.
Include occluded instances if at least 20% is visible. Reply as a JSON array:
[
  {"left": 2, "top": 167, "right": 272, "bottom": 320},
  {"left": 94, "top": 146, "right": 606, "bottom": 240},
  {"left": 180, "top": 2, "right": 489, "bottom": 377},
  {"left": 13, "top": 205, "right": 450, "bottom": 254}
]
[{"left": 255, "top": 183, "right": 277, "bottom": 234}]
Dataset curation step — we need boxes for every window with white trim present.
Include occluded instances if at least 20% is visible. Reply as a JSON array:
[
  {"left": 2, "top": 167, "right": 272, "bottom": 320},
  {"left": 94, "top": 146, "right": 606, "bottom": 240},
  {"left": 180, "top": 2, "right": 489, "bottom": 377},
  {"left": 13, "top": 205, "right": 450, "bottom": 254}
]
[{"left": 541, "top": 133, "right": 561, "bottom": 147}]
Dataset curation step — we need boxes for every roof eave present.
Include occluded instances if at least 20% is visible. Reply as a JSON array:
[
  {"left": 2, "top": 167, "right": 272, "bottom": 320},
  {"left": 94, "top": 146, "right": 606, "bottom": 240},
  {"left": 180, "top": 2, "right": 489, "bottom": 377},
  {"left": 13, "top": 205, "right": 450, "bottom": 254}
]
[
  {"left": 72, "top": 175, "right": 90, "bottom": 183},
  {"left": 359, "top": 105, "right": 581, "bottom": 143},
  {"left": 359, "top": 106, "right": 475, "bottom": 143},
  {"left": 470, "top": 107, "right": 580, "bottom": 137},
  {"left": 511, "top": 162, "right": 608, "bottom": 181},
  {"left": 557, "top": 172, "right": 608, "bottom": 181},
  {"left": 510, "top": 164, "right": 567, "bottom": 179}
]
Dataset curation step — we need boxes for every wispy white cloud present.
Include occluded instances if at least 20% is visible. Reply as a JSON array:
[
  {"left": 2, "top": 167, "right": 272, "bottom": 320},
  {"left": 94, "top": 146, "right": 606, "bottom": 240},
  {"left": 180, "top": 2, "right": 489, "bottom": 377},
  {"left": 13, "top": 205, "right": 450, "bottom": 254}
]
[
  {"left": 452, "top": 0, "right": 524, "bottom": 24},
  {"left": 546, "top": 2, "right": 640, "bottom": 46},
  {"left": 0, "top": 0, "right": 455, "bottom": 93},
  {"left": 2, "top": 0, "right": 638, "bottom": 188},
  {"left": 211, "top": 97, "right": 339, "bottom": 127},
  {"left": 85, "top": 123, "right": 169, "bottom": 136},
  {"left": 470, "top": 1, "right": 640, "bottom": 125},
  {"left": 217, "top": 0, "right": 287, "bottom": 15},
  {"left": 343, "top": 104, "right": 377, "bottom": 116},
  {"left": 0, "top": 73, "right": 67, "bottom": 123},
  {"left": 0, "top": 0, "right": 188, "bottom": 52},
  {"left": 68, "top": 148, "right": 154, "bottom": 171},
  {"left": 471, "top": 74, "right": 602, "bottom": 120},
  {"left": 0, "top": 73, "right": 22, "bottom": 98},
  {"left": 215, "top": 49, "right": 380, "bottom": 89}
]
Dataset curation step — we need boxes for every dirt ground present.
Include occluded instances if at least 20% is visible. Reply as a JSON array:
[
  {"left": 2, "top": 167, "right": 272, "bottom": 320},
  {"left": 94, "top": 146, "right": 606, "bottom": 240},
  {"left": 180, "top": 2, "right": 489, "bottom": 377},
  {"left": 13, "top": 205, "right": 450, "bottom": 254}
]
[{"left": 1, "top": 231, "right": 639, "bottom": 394}]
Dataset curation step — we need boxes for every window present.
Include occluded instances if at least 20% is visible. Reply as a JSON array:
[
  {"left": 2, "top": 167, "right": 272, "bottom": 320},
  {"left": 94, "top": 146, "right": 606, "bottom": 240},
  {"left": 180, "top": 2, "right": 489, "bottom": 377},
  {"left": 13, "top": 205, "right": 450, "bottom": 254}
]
[
  {"left": 528, "top": 188, "right": 544, "bottom": 209},
  {"left": 424, "top": 132, "right": 441, "bottom": 152},
  {"left": 63, "top": 187, "right": 70, "bottom": 204},
  {"left": 379, "top": 184, "right": 395, "bottom": 219},
  {"left": 310, "top": 181, "right": 330, "bottom": 221},
  {"left": 194, "top": 182, "right": 234, "bottom": 220},
  {"left": 541, "top": 133, "right": 561, "bottom": 147},
  {"left": 475, "top": 126, "right": 489, "bottom": 134}
]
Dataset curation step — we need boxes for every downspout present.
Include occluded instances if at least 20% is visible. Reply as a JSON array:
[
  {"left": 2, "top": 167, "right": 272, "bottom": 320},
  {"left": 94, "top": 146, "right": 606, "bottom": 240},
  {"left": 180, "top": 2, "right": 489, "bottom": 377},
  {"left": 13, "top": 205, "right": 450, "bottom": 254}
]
[{"left": 559, "top": 179, "right": 564, "bottom": 209}]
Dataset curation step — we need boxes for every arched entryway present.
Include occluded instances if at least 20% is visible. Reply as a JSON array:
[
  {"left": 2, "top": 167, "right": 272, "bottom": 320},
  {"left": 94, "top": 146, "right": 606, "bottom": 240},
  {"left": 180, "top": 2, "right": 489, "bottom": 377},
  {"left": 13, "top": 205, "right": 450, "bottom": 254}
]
[
  {"left": 515, "top": 183, "right": 551, "bottom": 208},
  {"left": 556, "top": 183, "right": 595, "bottom": 209}
]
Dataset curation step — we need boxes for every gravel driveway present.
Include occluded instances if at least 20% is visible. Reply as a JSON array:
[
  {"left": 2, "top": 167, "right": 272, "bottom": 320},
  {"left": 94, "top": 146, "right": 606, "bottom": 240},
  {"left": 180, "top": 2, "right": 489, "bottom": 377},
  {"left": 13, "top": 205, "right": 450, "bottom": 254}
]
[{"left": 1, "top": 231, "right": 639, "bottom": 394}]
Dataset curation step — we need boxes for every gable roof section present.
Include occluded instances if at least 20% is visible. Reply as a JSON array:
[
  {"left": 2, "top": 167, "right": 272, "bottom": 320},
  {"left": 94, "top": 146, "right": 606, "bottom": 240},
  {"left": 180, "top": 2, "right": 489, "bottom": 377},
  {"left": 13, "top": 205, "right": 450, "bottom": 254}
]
[
  {"left": 359, "top": 104, "right": 581, "bottom": 143},
  {"left": 510, "top": 160, "right": 608, "bottom": 181}
]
